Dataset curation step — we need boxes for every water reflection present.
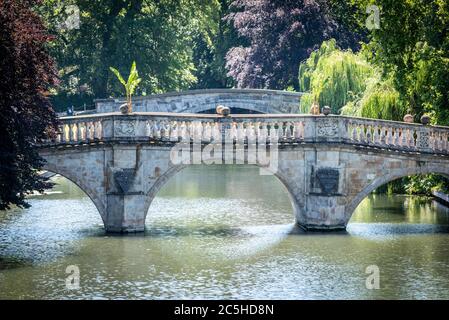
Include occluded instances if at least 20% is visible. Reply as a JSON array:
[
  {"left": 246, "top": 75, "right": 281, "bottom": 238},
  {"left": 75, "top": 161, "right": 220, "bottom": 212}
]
[{"left": 1, "top": 165, "right": 449, "bottom": 299}]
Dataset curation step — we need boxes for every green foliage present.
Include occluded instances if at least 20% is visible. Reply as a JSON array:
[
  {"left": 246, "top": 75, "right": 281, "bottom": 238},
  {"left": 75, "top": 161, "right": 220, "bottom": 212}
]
[
  {"left": 341, "top": 76, "right": 405, "bottom": 120},
  {"left": 38, "top": 0, "right": 221, "bottom": 111},
  {"left": 110, "top": 61, "right": 142, "bottom": 112},
  {"left": 299, "top": 40, "right": 375, "bottom": 114},
  {"left": 405, "top": 175, "right": 449, "bottom": 196},
  {"left": 191, "top": 0, "right": 238, "bottom": 89},
  {"left": 299, "top": 40, "right": 403, "bottom": 118},
  {"left": 350, "top": 0, "right": 449, "bottom": 125},
  {"left": 342, "top": 0, "right": 449, "bottom": 194}
]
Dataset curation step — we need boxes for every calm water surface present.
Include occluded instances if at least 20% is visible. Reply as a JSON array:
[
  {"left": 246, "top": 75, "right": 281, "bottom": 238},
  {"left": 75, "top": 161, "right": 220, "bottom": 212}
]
[{"left": 1, "top": 165, "right": 449, "bottom": 299}]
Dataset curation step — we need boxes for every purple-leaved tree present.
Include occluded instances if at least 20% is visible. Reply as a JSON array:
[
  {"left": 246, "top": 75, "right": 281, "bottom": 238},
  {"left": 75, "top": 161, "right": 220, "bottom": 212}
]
[
  {"left": 225, "top": 0, "right": 360, "bottom": 89},
  {"left": 0, "top": 0, "right": 59, "bottom": 209}
]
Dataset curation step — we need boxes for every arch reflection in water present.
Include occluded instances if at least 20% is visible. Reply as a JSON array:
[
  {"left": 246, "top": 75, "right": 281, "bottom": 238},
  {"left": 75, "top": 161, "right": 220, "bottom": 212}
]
[{"left": 146, "top": 165, "right": 295, "bottom": 260}]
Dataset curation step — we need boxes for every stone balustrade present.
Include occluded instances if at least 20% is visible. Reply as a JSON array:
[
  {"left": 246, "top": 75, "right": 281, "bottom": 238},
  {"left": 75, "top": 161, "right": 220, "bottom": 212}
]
[{"left": 41, "top": 112, "right": 449, "bottom": 155}]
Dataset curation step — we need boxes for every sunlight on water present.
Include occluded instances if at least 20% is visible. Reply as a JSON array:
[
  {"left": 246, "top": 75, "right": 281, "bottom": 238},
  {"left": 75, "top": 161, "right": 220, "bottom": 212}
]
[{"left": 1, "top": 165, "right": 449, "bottom": 299}]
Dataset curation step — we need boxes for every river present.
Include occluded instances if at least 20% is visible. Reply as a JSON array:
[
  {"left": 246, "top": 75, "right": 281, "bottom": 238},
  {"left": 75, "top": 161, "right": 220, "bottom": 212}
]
[{"left": 1, "top": 165, "right": 449, "bottom": 299}]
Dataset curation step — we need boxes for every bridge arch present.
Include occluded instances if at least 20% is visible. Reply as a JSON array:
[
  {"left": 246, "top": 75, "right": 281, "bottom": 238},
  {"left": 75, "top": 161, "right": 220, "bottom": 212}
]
[
  {"left": 41, "top": 163, "right": 106, "bottom": 224},
  {"left": 94, "top": 89, "right": 302, "bottom": 114},
  {"left": 142, "top": 162, "right": 303, "bottom": 223},
  {"left": 346, "top": 165, "right": 449, "bottom": 221}
]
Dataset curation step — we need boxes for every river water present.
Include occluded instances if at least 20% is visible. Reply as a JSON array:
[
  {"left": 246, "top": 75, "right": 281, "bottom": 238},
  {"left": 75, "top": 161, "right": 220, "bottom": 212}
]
[{"left": 1, "top": 165, "right": 449, "bottom": 299}]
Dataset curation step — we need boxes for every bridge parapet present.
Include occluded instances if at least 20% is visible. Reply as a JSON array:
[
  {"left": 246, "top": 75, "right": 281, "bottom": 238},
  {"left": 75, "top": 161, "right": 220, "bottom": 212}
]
[
  {"left": 42, "top": 113, "right": 449, "bottom": 155},
  {"left": 94, "top": 89, "right": 302, "bottom": 114},
  {"left": 38, "top": 112, "right": 449, "bottom": 233}
]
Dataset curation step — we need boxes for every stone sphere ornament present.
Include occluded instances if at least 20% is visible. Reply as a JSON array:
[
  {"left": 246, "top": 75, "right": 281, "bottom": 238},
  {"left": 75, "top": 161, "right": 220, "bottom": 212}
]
[
  {"left": 310, "top": 102, "right": 320, "bottom": 115},
  {"left": 119, "top": 103, "right": 129, "bottom": 114},
  {"left": 216, "top": 105, "right": 231, "bottom": 116},
  {"left": 420, "top": 114, "right": 431, "bottom": 125},
  {"left": 322, "top": 106, "right": 331, "bottom": 116},
  {"left": 403, "top": 114, "right": 414, "bottom": 123}
]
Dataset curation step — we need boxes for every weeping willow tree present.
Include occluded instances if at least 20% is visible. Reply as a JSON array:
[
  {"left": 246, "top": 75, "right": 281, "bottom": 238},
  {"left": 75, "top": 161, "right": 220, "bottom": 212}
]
[
  {"left": 299, "top": 40, "right": 374, "bottom": 114},
  {"left": 298, "top": 40, "right": 405, "bottom": 120},
  {"left": 340, "top": 76, "right": 405, "bottom": 120}
]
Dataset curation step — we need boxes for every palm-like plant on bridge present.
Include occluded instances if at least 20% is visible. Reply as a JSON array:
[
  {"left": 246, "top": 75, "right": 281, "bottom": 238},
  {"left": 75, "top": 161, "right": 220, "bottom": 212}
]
[{"left": 110, "top": 61, "right": 142, "bottom": 114}]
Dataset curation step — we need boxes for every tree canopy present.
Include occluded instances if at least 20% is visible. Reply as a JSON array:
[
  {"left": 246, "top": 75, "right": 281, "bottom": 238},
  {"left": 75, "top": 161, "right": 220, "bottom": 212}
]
[
  {"left": 0, "top": 0, "right": 58, "bottom": 209},
  {"left": 38, "top": 0, "right": 221, "bottom": 110},
  {"left": 351, "top": 0, "right": 449, "bottom": 124},
  {"left": 225, "top": 0, "right": 362, "bottom": 90}
]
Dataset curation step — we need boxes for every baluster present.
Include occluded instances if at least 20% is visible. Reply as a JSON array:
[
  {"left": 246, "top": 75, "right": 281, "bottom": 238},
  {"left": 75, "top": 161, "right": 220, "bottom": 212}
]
[
  {"left": 269, "top": 122, "right": 279, "bottom": 141},
  {"left": 204, "top": 122, "right": 212, "bottom": 142},
  {"left": 67, "top": 122, "right": 74, "bottom": 142},
  {"left": 436, "top": 131, "right": 442, "bottom": 151},
  {"left": 294, "top": 122, "right": 302, "bottom": 140},
  {"left": 441, "top": 132, "right": 448, "bottom": 152},
  {"left": 178, "top": 121, "right": 185, "bottom": 140},
  {"left": 285, "top": 122, "right": 292, "bottom": 141},
  {"left": 83, "top": 122, "right": 89, "bottom": 142},
  {"left": 386, "top": 127, "right": 393, "bottom": 145},
  {"left": 211, "top": 122, "right": 220, "bottom": 141},
  {"left": 393, "top": 127, "right": 400, "bottom": 146},
  {"left": 372, "top": 125, "right": 379, "bottom": 145},
  {"left": 247, "top": 122, "right": 256, "bottom": 144},
  {"left": 76, "top": 122, "right": 83, "bottom": 142},
  {"left": 429, "top": 131, "right": 436, "bottom": 151},
  {"left": 401, "top": 128, "right": 407, "bottom": 148},
  {"left": 380, "top": 126, "right": 387, "bottom": 146},
  {"left": 60, "top": 124, "right": 67, "bottom": 143},
  {"left": 400, "top": 128, "right": 407, "bottom": 148},
  {"left": 434, "top": 131, "right": 440, "bottom": 151},
  {"left": 183, "top": 121, "right": 190, "bottom": 139},
  {"left": 153, "top": 121, "right": 161, "bottom": 139},
  {"left": 277, "top": 122, "right": 284, "bottom": 140},
  {"left": 259, "top": 122, "right": 268, "bottom": 143},
  {"left": 170, "top": 121, "right": 178, "bottom": 141},
  {"left": 162, "top": 121, "right": 170, "bottom": 139},
  {"left": 359, "top": 124, "right": 366, "bottom": 143},
  {"left": 365, "top": 125, "right": 372, "bottom": 144},
  {"left": 195, "top": 121, "right": 203, "bottom": 141},
  {"left": 146, "top": 121, "right": 153, "bottom": 138},
  {"left": 91, "top": 122, "right": 97, "bottom": 140},
  {"left": 184, "top": 121, "right": 191, "bottom": 141},
  {"left": 91, "top": 121, "right": 96, "bottom": 140},
  {"left": 84, "top": 122, "right": 91, "bottom": 141},
  {"left": 201, "top": 121, "right": 207, "bottom": 142},
  {"left": 96, "top": 121, "right": 103, "bottom": 140},
  {"left": 409, "top": 129, "right": 416, "bottom": 148},
  {"left": 431, "top": 131, "right": 440, "bottom": 151},
  {"left": 71, "top": 122, "right": 78, "bottom": 142},
  {"left": 236, "top": 122, "right": 245, "bottom": 143},
  {"left": 435, "top": 131, "right": 442, "bottom": 151},
  {"left": 253, "top": 122, "right": 260, "bottom": 141},
  {"left": 185, "top": 122, "right": 192, "bottom": 141},
  {"left": 159, "top": 121, "right": 166, "bottom": 139},
  {"left": 351, "top": 123, "right": 358, "bottom": 141},
  {"left": 189, "top": 121, "right": 196, "bottom": 141}
]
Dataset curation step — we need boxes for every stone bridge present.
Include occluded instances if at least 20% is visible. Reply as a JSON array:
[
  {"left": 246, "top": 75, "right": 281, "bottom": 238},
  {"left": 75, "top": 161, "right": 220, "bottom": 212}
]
[
  {"left": 38, "top": 112, "right": 449, "bottom": 233},
  {"left": 94, "top": 89, "right": 302, "bottom": 114}
]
